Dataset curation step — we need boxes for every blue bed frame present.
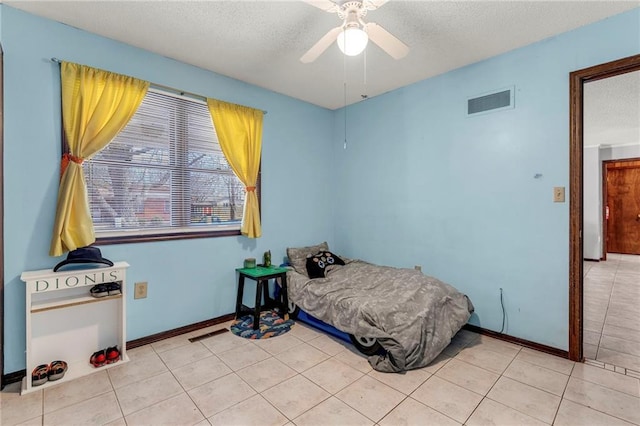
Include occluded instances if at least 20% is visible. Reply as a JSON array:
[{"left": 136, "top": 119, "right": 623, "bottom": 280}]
[{"left": 295, "top": 308, "right": 352, "bottom": 344}]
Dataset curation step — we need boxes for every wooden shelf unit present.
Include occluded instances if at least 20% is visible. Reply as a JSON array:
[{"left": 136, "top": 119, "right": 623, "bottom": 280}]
[{"left": 20, "top": 262, "right": 129, "bottom": 395}]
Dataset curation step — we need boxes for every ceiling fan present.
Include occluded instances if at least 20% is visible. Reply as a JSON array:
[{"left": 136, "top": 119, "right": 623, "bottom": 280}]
[{"left": 300, "top": 0, "right": 409, "bottom": 63}]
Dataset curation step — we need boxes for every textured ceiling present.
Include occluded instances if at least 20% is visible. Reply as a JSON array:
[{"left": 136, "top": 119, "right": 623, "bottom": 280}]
[
  {"left": 5, "top": 0, "right": 640, "bottom": 110},
  {"left": 584, "top": 70, "right": 640, "bottom": 147}
]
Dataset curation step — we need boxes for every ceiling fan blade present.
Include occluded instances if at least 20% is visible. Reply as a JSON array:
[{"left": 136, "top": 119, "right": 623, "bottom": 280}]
[
  {"left": 363, "top": 0, "right": 389, "bottom": 10},
  {"left": 365, "top": 22, "right": 409, "bottom": 60},
  {"left": 300, "top": 26, "right": 342, "bottom": 63},
  {"left": 301, "top": 0, "right": 340, "bottom": 12}
]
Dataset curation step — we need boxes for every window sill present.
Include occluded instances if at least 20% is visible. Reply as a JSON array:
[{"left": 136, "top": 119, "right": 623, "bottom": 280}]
[{"left": 95, "top": 229, "right": 242, "bottom": 245}]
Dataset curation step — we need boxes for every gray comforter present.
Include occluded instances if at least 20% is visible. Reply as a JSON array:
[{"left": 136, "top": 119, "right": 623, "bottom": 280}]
[{"left": 287, "top": 260, "right": 474, "bottom": 372}]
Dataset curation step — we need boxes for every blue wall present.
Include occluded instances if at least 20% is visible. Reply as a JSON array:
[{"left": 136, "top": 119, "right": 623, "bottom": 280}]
[
  {"left": 1, "top": 6, "right": 335, "bottom": 373},
  {"left": 332, "top": 8, "right": 640, "bottom": 349}
]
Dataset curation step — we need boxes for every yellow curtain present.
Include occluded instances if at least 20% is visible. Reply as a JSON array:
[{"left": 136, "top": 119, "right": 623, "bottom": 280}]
[
  {"left": 49, "top": 62, "right": 150, "bottom": 256},
  {"left": 207, "top": 99, "right": 264, "bottom": 238}
]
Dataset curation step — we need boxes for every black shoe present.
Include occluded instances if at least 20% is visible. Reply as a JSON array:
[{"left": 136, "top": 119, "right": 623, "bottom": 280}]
[
  {"left": 106, "top": 282, "right": 121, "bottom": 296},
  {"left": 90, "top": 284, "right": 109, "bottom": 298}
]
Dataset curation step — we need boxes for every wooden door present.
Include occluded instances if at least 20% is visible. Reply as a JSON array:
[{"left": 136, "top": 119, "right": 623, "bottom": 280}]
[{"left": 606, "top": 159, "right": 640, "bottom": 254}]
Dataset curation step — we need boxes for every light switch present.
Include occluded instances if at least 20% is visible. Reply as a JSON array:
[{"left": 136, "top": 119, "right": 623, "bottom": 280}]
[{"left": 553, "top": 187, "right": 565, "bottom": 203}]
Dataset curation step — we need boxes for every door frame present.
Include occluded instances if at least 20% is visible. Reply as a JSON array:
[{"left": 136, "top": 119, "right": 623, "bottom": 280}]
[
  {"left": 602, "top": 159, "right": 608, "bottom": 260},
  {"left": 569, "top": 54, "right": 640, "bottom": 361},
  {"left": 0, "top": 43, "right": 4, "bottom": 386}
]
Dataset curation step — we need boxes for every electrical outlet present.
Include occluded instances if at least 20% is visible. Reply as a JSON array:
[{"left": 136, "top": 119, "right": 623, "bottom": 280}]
[
  {"left": 553, "top": 187, "right": 565, "bottom": 203},
  {"left": 134, "top": 282, "right": 148, "bottom": 299},
  {"left": 414, "top": 265, "right": 422, "bottom": 272}
]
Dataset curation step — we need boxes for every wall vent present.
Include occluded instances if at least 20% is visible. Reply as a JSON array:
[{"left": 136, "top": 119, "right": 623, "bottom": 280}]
[{"left": 467, "top": 87, "right": 514, "bottom": 116}]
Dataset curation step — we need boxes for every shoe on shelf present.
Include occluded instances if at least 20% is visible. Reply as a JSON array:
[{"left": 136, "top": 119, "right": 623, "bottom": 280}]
[
  {"left": 106, "top": 282, "right": 121, "bottom": 296},
  {"left": 47, "top": 360, "right": 68, "bottom": 381},
  {"left": 32, "top": 364, "right": 49, "bottom": 386},
  {"left": 90, "top": 349, "right": 107, "bottom": 368},
  {"left": 105, "top": 346, "right": 120, "bottom": 364},
  {"left": 90, "top": 284, "right": 109, "bottom": 298}
]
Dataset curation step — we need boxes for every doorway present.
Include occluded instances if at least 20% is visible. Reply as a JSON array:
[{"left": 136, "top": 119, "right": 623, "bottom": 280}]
[
  {"left": 581, "top": 69, "right": 640, "bottom": 371},
  {"left": 569, "top": 54, "right": 640, "bottom": 366}
]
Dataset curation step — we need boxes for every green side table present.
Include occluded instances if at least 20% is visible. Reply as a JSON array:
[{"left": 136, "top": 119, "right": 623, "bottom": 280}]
[{"left": 235, "top": 266, "right": 290, "bottom": 330}]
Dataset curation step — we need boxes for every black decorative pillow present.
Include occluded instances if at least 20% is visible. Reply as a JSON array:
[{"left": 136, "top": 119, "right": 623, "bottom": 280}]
[
  {"left": 305, "top": 251, "right": 345, "bottom": 279},
  {"left": 287, "top": 242, "right": 329, "bottom": 276}
]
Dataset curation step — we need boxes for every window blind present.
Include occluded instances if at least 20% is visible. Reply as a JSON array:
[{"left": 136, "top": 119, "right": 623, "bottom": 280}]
[{"left": 84, "top": 89, "right": 250, "bottom": 236}]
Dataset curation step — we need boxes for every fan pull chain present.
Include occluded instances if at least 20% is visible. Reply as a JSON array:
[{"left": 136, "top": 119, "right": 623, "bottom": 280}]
[
  {"left": 363, "top": 48, "right": 368, "bottom": 98},
  {"left": 344, "top": 81, "right": 347, "bottom": 150},
  {"left": 343, "top": 43, "right": 348, "bottom": 150}
]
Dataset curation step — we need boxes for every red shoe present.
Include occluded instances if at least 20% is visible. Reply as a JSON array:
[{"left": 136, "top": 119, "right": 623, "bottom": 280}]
[
  {"left": 105, "top": 346, "right": 120, "bottom": 364},
  {"left": 90, "top": 349, "right": 106, "bottom": 368},
  {"left": 48, "top": 360, "right": 68, "bottom": 381},
  {"left": 32, "top": 364, "right": 49, "bottom": 386}
]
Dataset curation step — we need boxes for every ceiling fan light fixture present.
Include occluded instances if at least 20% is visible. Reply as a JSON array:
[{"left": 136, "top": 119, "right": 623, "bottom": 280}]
[{"left": 337, "top": 27, "right": 369, "bottom": 56}]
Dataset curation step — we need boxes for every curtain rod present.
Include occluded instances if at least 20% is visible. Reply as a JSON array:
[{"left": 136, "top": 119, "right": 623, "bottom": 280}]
[{"left": 50, "top": 57, "right": 267, "bottom": 114}]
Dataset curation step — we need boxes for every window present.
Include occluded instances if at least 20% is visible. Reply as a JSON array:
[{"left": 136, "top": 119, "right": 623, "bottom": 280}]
[{"left": 84, "top": 88, "right": 257, "bottom": 242}]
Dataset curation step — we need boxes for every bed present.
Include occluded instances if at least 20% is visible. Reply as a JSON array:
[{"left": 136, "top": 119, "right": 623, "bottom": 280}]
[{"left": 286, "top": 242, "right": 474, "bottom": 373}]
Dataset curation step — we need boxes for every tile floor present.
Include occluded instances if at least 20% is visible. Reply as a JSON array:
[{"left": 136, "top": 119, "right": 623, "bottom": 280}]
[
  {"left": 583, "top": 253, "right": 640, "bottom": 373},
  {"left": 2, "top": 321, "right": 640, "bottom": 426}
]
